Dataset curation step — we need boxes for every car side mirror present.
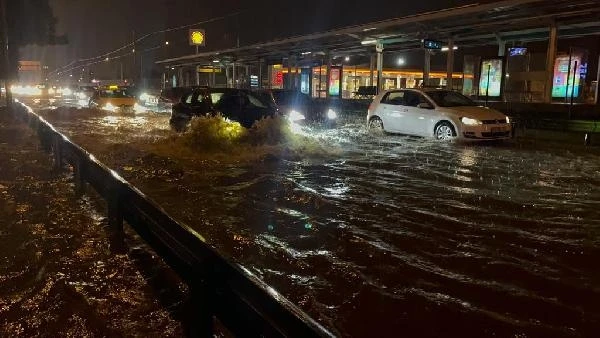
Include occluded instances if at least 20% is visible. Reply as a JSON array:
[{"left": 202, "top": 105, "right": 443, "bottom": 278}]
[{"left": 417, "top": 102, "right": 433, "bottom": 109}]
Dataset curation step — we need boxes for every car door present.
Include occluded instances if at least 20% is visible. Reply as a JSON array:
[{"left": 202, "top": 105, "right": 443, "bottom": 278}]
[
  {"left": 173, "top": 91, "right": 195, "bottom": 118},
  {"left": 403, "top": 91, "right": 436, "bottom": 136},
  {"left": 189, "top": 90, "right": 211, "bottom": 116},
  {"left": 214, "top": 91, "right": 243, "bottom": 122},
  {"left": 378, "top": 91, "right": 408, "bottom": 133}
]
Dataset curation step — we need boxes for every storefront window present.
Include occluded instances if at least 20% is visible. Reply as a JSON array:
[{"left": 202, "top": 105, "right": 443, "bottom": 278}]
[{"left": 310, "top": 66, "right": 463, "bottom": 98}]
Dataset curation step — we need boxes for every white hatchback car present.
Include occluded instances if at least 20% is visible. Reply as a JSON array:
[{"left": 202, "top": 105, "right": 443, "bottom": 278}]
[{"left": 367, "top": 89, "right": 512, "bottom": 141}]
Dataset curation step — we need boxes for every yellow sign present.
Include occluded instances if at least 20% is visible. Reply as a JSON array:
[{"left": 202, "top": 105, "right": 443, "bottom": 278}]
[
  {"left": 189, "top": 29, "right": 205, "bottom": 46},
  {"left": 196, "top": 66, "right": 221, "bottom": 73}
]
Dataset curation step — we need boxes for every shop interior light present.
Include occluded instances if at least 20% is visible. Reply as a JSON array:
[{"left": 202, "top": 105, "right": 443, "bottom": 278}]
[
  {"left": 441, "top": 46, "right": 459, "bottom": 52},
  {"left": 397, "top": 58, "right": 405, "bottom": 65}
]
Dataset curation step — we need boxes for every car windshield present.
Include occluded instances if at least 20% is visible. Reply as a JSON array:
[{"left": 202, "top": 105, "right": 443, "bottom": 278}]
[
  {"left": 246, "top": 93, "right": 267, "bottom": 108},
  {"left": 425, "top": 90, "right": 477, "bottom": 107},
  {"left": 254, "top": 91, "right": 277, "bottom": 108},
  {"left": 272, "top": 91, "right": 308, "bottom": 106}
]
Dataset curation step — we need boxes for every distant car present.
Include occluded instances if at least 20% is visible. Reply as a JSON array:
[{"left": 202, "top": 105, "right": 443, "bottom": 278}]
[
  {"left": 367, "top": 89, "right": 512, "bottom": 141},
  {"left": 75, "top": 85, "right": 97, "bottom": 102},
  {"left": 89, "top": 86, "right": 137, "bottom": 113},
  {"left": 170, "top": 88, "right": 278, "bottom": 131},
  {"left": 138, "top": 89, "right": 160, "bottom": 107},
  {"left": 268, "top": 89, "right": 338, "bottom": 127}
]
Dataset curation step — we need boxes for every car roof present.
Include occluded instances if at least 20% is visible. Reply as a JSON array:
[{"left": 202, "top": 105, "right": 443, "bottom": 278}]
[{"left": 382, "top": 88, "right": 454, "bottom": 94}]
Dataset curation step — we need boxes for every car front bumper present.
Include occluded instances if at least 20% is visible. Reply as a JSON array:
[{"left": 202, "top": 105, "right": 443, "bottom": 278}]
[{"left": 460, "top": 123, "right": 512, "bottom": 140}]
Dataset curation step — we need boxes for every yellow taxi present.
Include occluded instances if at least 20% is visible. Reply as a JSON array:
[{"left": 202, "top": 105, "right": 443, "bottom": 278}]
[{"left": 89, "top": 85, "right": 137, "bottom": 112}]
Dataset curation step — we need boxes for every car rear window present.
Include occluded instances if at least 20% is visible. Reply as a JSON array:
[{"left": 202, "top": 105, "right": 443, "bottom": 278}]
[{"left": 210, "top": 92, "right": 224, "bottom": 104}]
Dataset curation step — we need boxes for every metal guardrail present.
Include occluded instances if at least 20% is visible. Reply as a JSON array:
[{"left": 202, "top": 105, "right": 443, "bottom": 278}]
[
  {"left": 13, "top": 101, "right": 333, "bottom": 338},
  {"left": 512, "top": 117, "right": 600, "bottom": 134}
]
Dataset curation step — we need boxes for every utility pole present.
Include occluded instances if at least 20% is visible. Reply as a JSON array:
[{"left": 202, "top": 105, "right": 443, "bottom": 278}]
[
  {"left": 140, "top": 54, "right": 144, "bottom": 88},
  {"left": 0, "top": 0, "right": 12, "bottom": 109}
]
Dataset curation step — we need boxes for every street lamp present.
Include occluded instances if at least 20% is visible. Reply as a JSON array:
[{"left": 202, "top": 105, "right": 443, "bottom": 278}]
[{"left": 165, "top": 41, "right": 169, "bottom": 45}]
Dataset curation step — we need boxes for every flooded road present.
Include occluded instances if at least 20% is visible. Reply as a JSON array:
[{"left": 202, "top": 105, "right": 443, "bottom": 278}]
[{"left": 34, "top": 102, "right": 600, "bottom": 337}]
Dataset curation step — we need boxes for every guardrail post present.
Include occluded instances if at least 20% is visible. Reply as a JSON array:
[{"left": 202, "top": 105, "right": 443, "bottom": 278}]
[
  {"left": 187, "top": 271, "right": 215, "bottom": 337},
  {"left": 38, "top": 126, "right": 52, "bottom": 153},
  {"left": 107, "top": 186, "right": 123, "bottom": 232},
  {"left": 73, "top": 159, "right": 86, "bottom": 196},
  {"left": 52, "top": 136, "right": 63, "bottom": 171}
]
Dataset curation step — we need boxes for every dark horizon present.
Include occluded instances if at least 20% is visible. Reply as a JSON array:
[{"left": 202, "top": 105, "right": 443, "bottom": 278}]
[{"left": 20, "top": 0, "right": 497, "bottom": 79}]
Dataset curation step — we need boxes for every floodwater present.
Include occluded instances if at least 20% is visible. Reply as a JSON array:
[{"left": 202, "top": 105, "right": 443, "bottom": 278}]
[
  {"left": 0, "top": 109, "right": 182, "bottom": 336},
  {"left": 35, "top": 103, "right": 600, "bottom": 337}
]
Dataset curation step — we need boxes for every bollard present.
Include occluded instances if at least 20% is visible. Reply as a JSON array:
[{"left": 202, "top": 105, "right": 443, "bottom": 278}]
[
  {"left": 585, "top": 133, "right": 591, "bottom": 146},
  {"left": 52, "top": 136, "right": 63, "bottom": 171}
]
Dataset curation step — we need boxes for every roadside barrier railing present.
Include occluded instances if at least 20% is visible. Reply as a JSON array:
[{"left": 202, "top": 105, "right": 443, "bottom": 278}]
[{"left": 13, "top": 101, "right": 333, "bottom": 338}]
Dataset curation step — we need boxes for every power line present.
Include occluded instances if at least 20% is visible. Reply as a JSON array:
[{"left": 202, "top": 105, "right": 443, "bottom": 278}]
[
  {"left": 51, "top": 43, "right": 168, "bottom": 78},
  {"left": 49, "top": 10, "right": 242, "bottom": 77}
]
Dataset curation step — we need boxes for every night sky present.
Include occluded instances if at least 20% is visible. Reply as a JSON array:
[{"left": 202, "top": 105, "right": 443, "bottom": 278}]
[{"left": 20, "top": 0, "right": 496, "bottom": 78}]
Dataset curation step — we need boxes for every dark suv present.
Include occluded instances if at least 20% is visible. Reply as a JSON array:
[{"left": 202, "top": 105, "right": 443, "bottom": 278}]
[
  {"left": 268, "top": 89, "right": 338, "bottom": 127},
  {"left": 170, "top": 88, "right": 279, "bottom": 131}
]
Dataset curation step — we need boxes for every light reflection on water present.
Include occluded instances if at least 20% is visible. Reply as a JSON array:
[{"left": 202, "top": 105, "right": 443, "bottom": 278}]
[{"left": 37, "top": 106, "right": 600, "bottom": 337}]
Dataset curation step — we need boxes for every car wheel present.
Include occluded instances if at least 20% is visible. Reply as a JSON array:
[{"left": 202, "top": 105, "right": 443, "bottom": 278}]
[
  {"left": 434, "top": 121, "right": 456, "bottom": 140},
  {"left": 369, "top": 117, "right": 384, "bottom": 131}
]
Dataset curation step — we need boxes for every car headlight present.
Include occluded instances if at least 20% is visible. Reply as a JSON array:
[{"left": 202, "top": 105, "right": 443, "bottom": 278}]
[
  {"left": 505, "top": 116, "right": 511, "bottom": 124},
  {"left": 327, "top": 108, "right": 337, "bottom": 120},
  {"left": 103, "top": 103, "right": 117, "bottom": 112},
  {"left": 461, "top": 117, "right": 482, "bottom": 125},
  {"left": 288, "top": 110, "right": 305, "bottom": 122}
]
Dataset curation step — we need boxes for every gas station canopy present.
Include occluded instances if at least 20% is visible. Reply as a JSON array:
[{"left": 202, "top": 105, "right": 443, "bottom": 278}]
[{"left": 156, "top": 0, "right": 600, "bottom": 67}]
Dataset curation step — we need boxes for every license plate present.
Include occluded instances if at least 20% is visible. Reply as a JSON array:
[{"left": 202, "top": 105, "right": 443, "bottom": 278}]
[{"left": 491, "top": 127, "right": 503, "bottom": 133}]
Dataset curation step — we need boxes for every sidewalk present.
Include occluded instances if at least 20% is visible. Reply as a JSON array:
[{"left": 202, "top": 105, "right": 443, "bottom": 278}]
[{"left": 0, "top": 107, "right": 183, "bottom": 336}]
